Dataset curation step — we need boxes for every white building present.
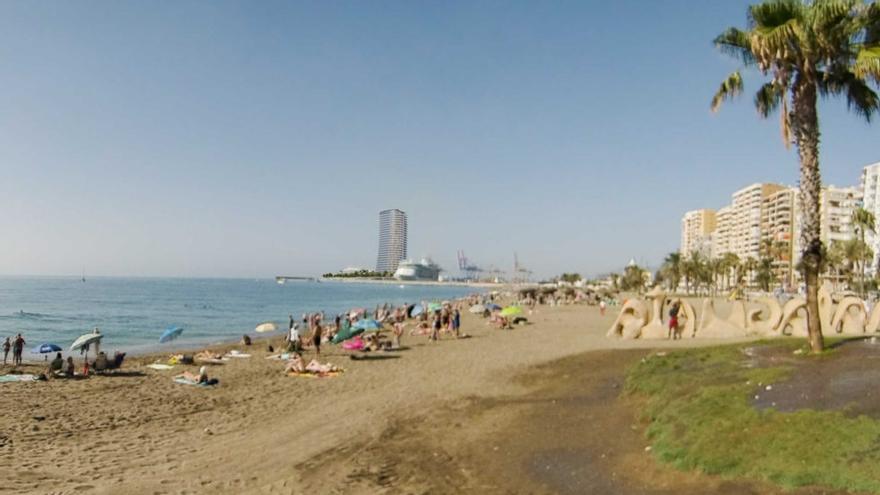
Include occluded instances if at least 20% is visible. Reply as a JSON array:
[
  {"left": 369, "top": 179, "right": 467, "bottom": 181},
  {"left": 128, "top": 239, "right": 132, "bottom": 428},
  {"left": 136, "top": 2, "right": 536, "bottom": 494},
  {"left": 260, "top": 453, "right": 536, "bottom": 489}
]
[
  {"left": 680, "top": 209, "right": 716, "bottom": 257},
  {"left": 860, "top": 162, "right": 880, "bottom": 274}
]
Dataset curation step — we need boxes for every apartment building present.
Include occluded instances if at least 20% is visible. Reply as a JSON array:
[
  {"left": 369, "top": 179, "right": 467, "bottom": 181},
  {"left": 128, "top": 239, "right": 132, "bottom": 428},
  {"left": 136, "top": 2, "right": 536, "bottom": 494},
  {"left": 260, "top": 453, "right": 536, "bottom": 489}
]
[{"left": 680, "top": 209, "right": 717, "bottom": 257}]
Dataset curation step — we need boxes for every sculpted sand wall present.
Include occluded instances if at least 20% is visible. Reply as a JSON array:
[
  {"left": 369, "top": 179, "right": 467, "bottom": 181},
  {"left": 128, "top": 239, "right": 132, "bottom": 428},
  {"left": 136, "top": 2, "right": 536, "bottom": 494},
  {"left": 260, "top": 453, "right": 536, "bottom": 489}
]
[{"left": 606, "top": 284, "right": 872, "bottom": 340}]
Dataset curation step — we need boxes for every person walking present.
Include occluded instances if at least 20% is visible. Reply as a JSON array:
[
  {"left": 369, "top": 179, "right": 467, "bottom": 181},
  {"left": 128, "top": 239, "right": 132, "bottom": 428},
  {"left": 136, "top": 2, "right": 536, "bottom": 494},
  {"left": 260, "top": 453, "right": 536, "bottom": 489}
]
[
  {"left": 599, "top": 300, "right": 607, "bottom": 316},
  {"left": 452, "top": 309, "right": 461, "bottom": 338},
  {"left": 12, "top": 333, "right": 25, "bottom": 366},
  {"left": 2, "top": 337, "right": 10, "bottom": 365}
]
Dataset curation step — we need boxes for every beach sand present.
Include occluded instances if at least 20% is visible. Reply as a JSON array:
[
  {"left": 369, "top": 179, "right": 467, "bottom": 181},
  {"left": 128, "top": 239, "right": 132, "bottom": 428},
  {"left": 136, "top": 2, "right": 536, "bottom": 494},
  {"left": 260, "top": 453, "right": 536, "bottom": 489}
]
[{"left": 0, "top": 300, "right": 784, "bottom": 494}]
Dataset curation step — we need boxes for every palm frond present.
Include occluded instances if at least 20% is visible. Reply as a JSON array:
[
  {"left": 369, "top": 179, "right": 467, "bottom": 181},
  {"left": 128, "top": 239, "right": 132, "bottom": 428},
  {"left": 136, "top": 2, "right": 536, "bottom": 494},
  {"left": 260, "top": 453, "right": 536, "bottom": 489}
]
[
  {"left": 754, "top": 81, "right": 784, "bottom": 117},
  {"left": 821, "top": 69, "right": 880, "bottom": 122},
  {"left": 714, "top": 27, "right": 757, "bottom": 66},
  {"left": 749, "top": 0, "right": 805, "bottom": 29},
  {"left": 711, "top": 71, "right": 744, "bottom": 112},
  {"left": 854, "top": 46, "right": 880, "bottom": 84}
]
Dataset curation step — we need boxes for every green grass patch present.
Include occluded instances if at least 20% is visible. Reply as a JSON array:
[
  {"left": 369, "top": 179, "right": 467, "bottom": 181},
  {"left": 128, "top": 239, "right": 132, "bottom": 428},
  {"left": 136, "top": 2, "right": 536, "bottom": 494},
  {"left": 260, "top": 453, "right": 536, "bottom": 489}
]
[{"left": 627, "top": 341, "right": 880, "bottom": 492}]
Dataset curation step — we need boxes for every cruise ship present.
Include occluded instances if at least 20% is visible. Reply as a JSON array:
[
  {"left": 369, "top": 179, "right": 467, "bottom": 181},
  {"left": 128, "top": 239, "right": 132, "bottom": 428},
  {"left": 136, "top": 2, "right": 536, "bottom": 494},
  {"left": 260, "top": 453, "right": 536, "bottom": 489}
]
[{"left": 393, "top": 258, "right": 442, "bottom": 281}]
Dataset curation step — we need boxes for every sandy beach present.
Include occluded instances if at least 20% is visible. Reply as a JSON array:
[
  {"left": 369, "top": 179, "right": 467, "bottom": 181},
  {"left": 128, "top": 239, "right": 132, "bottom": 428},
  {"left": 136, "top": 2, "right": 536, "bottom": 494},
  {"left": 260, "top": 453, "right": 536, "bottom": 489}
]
[{"left": 0, "top": 299, "right": 766, "bottom": 495}]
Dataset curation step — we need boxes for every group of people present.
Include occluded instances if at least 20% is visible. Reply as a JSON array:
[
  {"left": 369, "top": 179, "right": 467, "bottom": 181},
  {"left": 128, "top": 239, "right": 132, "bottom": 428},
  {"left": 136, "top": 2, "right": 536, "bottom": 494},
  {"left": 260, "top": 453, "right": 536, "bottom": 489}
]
[{"left": 2, "top": 334, "right": 26, "bottom": 366}]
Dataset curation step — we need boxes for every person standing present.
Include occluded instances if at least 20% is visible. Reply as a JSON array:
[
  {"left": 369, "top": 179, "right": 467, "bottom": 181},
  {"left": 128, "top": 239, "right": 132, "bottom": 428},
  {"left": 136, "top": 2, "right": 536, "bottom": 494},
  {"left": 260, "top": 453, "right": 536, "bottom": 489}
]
[
  {"left": 2, "top": 337, "right": 10, "bottom": 365},
  {"left": 599, "top": 300, "right": 607, "bottom": 316},
  {"left": 431, "top": 314, "right": 441, "bottom": 341},
  {"left": 668, "top": 300, "right": 681, "bottom": 340},
  {"left": 12, "top": 333, "right": 25, "bottom": 366},
  {"left": 287, "top": 321, "right": 301, "bottom": 354},
  {"left": 92, "top": 327, "right": 101, "bottom": 356},
  {"left": 288, "top": 314, "right": 294, "bottom": 332},
  {"left": 452, "top": 309, "right": 461, "bottom": 338}
]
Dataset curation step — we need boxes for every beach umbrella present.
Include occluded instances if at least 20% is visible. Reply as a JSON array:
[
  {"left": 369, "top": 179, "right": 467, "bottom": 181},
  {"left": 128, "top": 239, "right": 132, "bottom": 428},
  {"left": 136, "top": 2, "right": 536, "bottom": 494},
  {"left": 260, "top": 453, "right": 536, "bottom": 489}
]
[
  {"left": 469, "top": 304, "right": 486, "bottom": 314},
  {"left": 159, "top": 326, "right": 184, "bottom": 343},
  {"left": 70, "top": 333, "right": 103, "bottom": 352},
  {"left": 353, "top": 319, "right": 382, "bottom": 332},
  {"left": 410, "top": 305, "right": 424, "bottom": 317},
  {"left": 332, "top": 325, "right": 363, "bottom": 344},
  {"left": 32, "top": 343, "right": 62, "bottom": 361},
  {"left": 32, "top": 343, "right": 62, "bottom": 354},
  {"left": 428, "top": 302, "right": 443, "bottom": 313},
  {"left": 255, "top": 322, "right": 277, "bottom": 333},
  {"left": 500, "top": 306, "right": 523, "bottom": 317}
]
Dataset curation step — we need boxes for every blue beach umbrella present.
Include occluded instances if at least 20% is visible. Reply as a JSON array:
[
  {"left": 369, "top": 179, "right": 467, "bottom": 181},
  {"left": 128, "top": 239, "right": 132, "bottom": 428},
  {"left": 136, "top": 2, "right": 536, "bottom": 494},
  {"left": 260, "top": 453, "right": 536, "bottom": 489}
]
[
  {"left": 485, "top": 303, "right": 502, "bottom": 311},
  {"left": 32, "top": 343, "right": 62, "bottom": 354},
  {"left": 32, "top": 343, "right": 62, "bottom": 361},
  {"left": 353, "top": 319, "right": 382, "bottom": 332},
  {"left": 159, "top": 326, "right": 184, "bottom": 344},
  {"left": 410, "top": 305, "right": 424, "bottom": 317}
]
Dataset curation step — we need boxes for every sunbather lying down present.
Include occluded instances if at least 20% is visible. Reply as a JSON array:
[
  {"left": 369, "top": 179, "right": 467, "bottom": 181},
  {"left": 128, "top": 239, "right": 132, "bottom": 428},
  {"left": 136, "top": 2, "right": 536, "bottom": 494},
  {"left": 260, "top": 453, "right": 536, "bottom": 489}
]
[
  {"left": 195, "top": 350, "right": 224, "bottom": 362},
  {"left": 284, "top": 354, "right": 341, "bottom": 375},
  {"left": 174, "top": 366, "right": 219, "bottom": 385}
]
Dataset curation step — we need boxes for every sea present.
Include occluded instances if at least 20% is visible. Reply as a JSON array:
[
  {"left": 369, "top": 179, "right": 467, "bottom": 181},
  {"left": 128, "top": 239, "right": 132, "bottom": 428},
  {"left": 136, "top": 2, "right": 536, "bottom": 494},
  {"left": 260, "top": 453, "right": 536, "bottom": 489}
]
[{"left": 0, "top": 277, "right": 481, "bottom": 357}]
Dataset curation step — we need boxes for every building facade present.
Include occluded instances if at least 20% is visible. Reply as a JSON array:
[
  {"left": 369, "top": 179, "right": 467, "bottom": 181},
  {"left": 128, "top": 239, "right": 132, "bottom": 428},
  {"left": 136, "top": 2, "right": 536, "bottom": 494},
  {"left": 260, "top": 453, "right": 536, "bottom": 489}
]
[
  {"left": 376, "top": 209, "right": 408, "bottom": 273},
  {"left": 680, "top": 209, "right": 717, "bottom": 257},
  {"left": 730, "top": 183, "right": 787, "bottom": 261},
  {"left": 761, "top": 187, "right": 798, "bottom": 288},
  {"left": 861, "top": 162, "right": 880, "bottom": 274}
]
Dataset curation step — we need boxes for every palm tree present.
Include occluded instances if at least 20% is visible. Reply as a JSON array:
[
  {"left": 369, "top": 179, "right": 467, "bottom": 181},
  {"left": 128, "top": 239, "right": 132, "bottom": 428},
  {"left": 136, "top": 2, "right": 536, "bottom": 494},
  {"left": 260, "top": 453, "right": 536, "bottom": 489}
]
[
  {"left": 662, "top": 252, "right": 684, "bottom": 292},
  {"left": 826, "top": 241, "right": 847, "bottom": 290},
  {"left": 852, "top": 207, "right": 876, "bottom": 297},
  {"left": 683, "top": 251, "right": 705, "bottom": 295},
  {"left": 721, "top": 252, "right": 741, "bottom": 290},
  {"left": 743, "top": 257, "right": 759, "bottom": 289},
  {"left": 711, "top": 0, "right": 880, "bottom": 352}
]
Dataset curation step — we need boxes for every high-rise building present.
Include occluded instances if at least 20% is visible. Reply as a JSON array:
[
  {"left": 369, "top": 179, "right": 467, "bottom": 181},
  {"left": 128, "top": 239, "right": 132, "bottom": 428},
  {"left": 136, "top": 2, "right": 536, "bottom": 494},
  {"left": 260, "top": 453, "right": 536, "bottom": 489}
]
[
  {"left": 861, "top": 162, "right": 880, "bottom": 274},
  {"left": 376, "top": 209, "right": 408, "bottom": 273},
  {"left": 680, "top": 209, "right": 716, "bottom": 257},
  {"left": 730, "top": 183, "right": 787, "bottom": 261},
  {"left": 711, "top": 206, "right": 734, "bottom": 258},
  {"left": 762, "top": 187, "right": 798, "bottom": 288}
]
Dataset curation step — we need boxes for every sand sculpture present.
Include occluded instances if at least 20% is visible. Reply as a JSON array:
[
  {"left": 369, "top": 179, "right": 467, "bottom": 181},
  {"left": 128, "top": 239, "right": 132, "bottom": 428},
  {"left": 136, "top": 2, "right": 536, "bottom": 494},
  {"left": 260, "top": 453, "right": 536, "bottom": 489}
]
[
  {"left": 746, "top": 297, "right": 782, "bottom": 336},
  {"left": 695, "top": 299, "right": 747, "bottom": 338},
  {"left": 607, "top": 282, "right": 878, "bottom": 340}
]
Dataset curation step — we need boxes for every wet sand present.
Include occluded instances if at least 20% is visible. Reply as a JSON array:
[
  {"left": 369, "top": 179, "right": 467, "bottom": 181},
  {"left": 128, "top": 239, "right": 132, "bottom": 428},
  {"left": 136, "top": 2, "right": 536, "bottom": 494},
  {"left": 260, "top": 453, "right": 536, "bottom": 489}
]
[{"left": 0, "top": 301, "right": 790, "bottom": 494}]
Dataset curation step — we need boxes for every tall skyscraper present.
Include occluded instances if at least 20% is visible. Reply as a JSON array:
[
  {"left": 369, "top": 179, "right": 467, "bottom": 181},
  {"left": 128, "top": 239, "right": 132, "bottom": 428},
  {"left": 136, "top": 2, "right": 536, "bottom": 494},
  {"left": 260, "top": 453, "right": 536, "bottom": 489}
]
[
  {"left": 376, "top": 209, "right": 408, "bottom": 273},
  {"left": 680, "top": 209, "right": 716, "bottom": 257}
]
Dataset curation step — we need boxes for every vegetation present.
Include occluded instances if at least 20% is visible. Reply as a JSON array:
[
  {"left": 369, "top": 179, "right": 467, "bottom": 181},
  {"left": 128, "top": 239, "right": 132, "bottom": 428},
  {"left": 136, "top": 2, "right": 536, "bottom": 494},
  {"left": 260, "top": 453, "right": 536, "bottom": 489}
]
[
  {"left": 557, "top": 273, "right": 583, "bottom": 284},
  {"left": 627, "top": 341, "right": 880, "bottom": 492},
  {"left": 620, "top": 263, "right": 648, "bottom": 293},
  {"left": 710, "top": 0, "right": 880, "bottom": 352},
  {"left": 322, "top": 270, "right": 393, "bottom": 278},
  {"left": 853, "top": 206, "right": 877, "bottom": 297}
]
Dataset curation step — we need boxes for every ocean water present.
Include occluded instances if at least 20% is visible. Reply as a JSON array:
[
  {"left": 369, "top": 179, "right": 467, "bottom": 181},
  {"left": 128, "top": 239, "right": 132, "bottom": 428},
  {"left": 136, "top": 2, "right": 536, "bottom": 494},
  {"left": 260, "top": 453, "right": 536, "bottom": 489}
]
[{"left": 0, "top": 277, "right": 480, "bottom": 357}]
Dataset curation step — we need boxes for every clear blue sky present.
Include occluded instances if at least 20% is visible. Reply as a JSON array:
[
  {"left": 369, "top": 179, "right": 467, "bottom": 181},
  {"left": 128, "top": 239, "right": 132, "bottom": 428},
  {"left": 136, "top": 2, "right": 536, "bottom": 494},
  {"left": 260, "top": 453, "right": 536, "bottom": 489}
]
[{"left": 0, "top": 1, "right": 877, "bottom": 279}]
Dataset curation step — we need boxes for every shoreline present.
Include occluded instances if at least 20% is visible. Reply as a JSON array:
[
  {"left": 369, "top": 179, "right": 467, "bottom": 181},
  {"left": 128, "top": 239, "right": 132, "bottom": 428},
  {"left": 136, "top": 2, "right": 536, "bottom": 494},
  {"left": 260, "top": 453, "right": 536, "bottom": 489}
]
[{"left": 0, "top": 299, "right": 766, "bottom": 494}]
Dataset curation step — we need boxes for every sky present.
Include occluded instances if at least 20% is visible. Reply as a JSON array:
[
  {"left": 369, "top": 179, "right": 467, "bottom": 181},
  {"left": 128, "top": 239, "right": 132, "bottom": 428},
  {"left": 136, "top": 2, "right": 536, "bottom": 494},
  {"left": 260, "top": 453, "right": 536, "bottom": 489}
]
[{"left": 0, "top": 1, "right": 877, "bottom": 279}]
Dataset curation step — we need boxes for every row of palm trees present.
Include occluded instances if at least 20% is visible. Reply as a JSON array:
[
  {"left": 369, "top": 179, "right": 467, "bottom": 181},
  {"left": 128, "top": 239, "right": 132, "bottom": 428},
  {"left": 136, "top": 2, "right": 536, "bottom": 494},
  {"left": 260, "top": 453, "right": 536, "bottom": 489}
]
[{"left": 661, "top": 206, "right": 876, "bottom": 297}]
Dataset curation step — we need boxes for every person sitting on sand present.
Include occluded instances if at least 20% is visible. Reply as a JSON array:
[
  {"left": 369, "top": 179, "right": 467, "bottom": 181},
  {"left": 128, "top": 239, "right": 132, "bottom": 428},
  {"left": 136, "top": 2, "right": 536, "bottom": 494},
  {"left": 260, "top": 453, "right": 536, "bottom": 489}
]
[
  {"left": 176, "top": 366, "right": 209, "bottom": 384},
  {"left": 65, "top": 356, "right": 75, "bottom": 377},
  {"left": 285, "top": 353, "right": 305, "bottom": 373},
  {"left": 48, "top": 352, "right": 64, "bottom": 375},
  {"left": 241, "top": 334, "right": 252, "bottom": 346}
]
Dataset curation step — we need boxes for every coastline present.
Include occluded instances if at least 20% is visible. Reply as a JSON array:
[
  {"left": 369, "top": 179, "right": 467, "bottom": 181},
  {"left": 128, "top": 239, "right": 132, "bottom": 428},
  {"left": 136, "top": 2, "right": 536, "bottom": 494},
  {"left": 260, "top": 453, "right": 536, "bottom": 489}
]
[
  {"left": 0, "top": 299, "right": 757, "bottom": 494},
  {"left": 319, "top": 277, "right": 507, "bottom": 288}
]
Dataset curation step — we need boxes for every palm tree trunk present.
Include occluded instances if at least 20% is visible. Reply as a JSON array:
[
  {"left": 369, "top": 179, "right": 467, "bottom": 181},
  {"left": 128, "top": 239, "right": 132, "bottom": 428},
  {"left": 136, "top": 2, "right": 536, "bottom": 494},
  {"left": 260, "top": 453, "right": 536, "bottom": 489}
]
[{"left": 792, "top": 77, "right": 824, "bottom": 353}]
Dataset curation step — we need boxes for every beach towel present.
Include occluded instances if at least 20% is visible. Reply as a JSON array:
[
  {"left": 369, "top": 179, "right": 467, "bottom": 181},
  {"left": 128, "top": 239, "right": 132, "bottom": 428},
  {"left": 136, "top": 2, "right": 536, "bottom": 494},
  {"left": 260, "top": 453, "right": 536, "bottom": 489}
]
[
  {"left": 146, "top": 363, "right": 174, "bottom": 371},
  {"left": 0, "top": 374, "right": 37, "bottom": 383}
]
